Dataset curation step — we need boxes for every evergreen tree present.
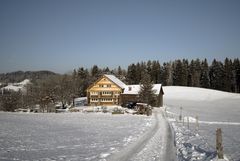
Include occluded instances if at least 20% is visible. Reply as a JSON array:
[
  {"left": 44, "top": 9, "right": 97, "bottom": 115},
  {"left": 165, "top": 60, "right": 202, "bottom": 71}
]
[
  {"left": 223, "top": 58, "right": 233, "bottom": 92},
  {"left": 136, "top": 62, "right": 142, "bottom": 83},
  {"left": 146, "top": 60, "right": 152, "bottom": 75},
  {"left": 116, "top": 66, "right": 127, "bottom": 82},
  {"left": 172, "top": 60, "right": 187, "bottom": 86},
  {"left": 233, "top": 58, "right": 240, "bottom": 93},
  {"left": 138, "top": 72, "right": 156, "bottom": 106},
  {"left": 189, "top": 59, "right": 201, "bottom": 87},
  {"left": 103, "top": 67, "right": 110, "bottom": 74},
  {"left": 151, "top": 60, "right": 161, "bottom": 84},
  {"left": 117, "top": 66, "right": 122, "bottom": 76},
  {"left": 209, "top": 59, "right": 225, "bottom": 90},
  {"left": 91, "top": 65, "right": 101, "bottom": 78},
  {"left": 162, "top": 62, "right": 173, "bottom": 86},
  {"left": 200, "top": 59, "right": 210, "bottom": 88},
  {"left": 126, "top": 64, "right": 138, "bottom": 84},
  {"left": 182, "top": 59, "right": 189, "bottom": 86},
  {"left": 77, "top": 67, "right": 90, "bottom": 97}
]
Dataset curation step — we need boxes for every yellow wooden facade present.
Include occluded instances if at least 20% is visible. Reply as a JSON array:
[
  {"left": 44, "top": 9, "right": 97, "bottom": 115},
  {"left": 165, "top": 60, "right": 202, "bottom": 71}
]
[{"left": 87, "top": 75, "right": 123, "bottom": 106}]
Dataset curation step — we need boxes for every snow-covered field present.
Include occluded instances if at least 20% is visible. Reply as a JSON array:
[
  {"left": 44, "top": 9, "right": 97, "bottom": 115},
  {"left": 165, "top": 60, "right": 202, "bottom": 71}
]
[
  {"left": 164, "top": 86, "right": 240, "bottom": 161},
  {"left": 0, "top": 112, "right": 154, "bottom": 161},
  {"left": 0, "top": 109, "right": 177, "bottom": 161}
]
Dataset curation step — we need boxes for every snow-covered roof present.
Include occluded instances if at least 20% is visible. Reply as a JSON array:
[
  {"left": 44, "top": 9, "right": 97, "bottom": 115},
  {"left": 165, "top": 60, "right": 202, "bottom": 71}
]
[
  {"left": 123, "top": 84, "right": 162, "bottom": 95},
  {"left": 104, "top": 74, "right": 126, "bottom": 89}
]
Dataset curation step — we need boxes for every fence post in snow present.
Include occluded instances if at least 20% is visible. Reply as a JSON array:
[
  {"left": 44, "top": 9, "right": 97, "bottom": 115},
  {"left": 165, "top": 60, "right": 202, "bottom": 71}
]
[
  {"left": 216, "top": 128, "right": 224, "bottom": 159},
  {"left": 187, "top": 117, "right": 189, "bottom": 129},
  {"left": 182, "top": 116, "right": 184, "bottom": 126},
  {"left": 195, "top": 116, "right": 199, "bottom": 131},
  {"left": 179, "top": 107, "right": 183, "bottom": 121}
]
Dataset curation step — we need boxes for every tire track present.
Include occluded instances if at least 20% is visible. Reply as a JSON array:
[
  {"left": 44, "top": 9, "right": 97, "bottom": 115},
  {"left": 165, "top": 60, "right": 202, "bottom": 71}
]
[{"left": 106, "top": 109, "right": 176, "bottom": 161}]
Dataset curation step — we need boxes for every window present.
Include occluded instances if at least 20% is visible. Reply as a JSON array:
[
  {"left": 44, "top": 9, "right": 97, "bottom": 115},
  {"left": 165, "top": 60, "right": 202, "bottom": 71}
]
[
  {"left": 91, "top": 98, "right": 98, "bottom": 102},
  {"left": 101, "top": 98, "right": 113, "bottom": 102},
  {"left": 102, "top": 91, "right": 112, "bottom": 95},
  {"left": 99, "top": 84, "right": 111, "bottom": 88},
  {"left": 90, "top": 92, "right": 98, "bottom": 95}
]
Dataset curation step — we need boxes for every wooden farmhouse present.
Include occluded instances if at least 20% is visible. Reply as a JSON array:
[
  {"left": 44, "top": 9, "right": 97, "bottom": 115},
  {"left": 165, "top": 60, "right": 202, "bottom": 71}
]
[{"left": 86, "top": 74, "right": 164, "bottom": 107}]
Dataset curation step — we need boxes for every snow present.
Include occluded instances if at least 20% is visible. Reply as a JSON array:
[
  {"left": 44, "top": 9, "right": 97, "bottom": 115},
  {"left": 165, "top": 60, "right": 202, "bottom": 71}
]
[
  {"left": 18, "top": 79, "right": 30, "bottom": 85},
  {"left": 1, "top": 84, "right": 23, "bottom": 91},
  {"left": 181, "top": 116, "right": 240, "bottom": 125},
  {"left": 0, "top": 112, "right": 154, "bottom": 161},
  {"left": 1, "top": 79, "right": 30, "bottom": 92},
  {"left": 74, "top": 97, "right": 87, "bottom": 102},
  {"left": 123, "top": 84, "right": 162, "bottom": 95},
  {"left": 164, "top": 86, "right": 240, "bottom": 161},
  {"left": 104, "top": 74, "right": 126, "bottom": 89},
  {"left": 163, "top": 86, "right": 240, "bottom": 101}
]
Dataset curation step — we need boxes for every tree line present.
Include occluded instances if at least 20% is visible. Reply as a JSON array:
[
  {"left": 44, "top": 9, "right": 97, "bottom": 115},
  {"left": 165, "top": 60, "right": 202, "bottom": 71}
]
[
  {"left": 0, "top": 57, "right": 239, "bottom": 111},
  {"left": 126, "top": 58, "right": 240, "bottom": 93}
]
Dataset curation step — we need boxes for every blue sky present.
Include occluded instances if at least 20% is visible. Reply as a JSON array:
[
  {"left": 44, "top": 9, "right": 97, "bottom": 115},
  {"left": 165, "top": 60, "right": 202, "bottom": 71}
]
[{"left": 1, "top": 0, "right": 240, "bottom": 73}]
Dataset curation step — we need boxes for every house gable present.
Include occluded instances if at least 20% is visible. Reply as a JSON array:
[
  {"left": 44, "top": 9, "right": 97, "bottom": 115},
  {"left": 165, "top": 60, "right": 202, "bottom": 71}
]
[
  {"left": 88, "top": 76, "right": 123, "bottom": 92},
  {"left": 87, "top": 75, "right": 125, "bottom": 106}
]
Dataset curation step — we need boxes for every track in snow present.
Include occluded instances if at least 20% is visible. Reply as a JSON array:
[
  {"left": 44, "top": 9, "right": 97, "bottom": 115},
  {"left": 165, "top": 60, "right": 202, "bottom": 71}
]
[{"left": 106, "top": 109, "right": 176, "bottom": 161}]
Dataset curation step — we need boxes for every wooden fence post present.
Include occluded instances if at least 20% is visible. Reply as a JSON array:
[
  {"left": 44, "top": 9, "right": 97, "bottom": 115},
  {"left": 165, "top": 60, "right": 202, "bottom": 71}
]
[
  {"left": 179, "top": 107, "right": 183, "bottom": 121},
  {"left": 187, "top": 117, "right": 189, "bottom": 129},
  {"left": 216, "top": 128, "right": 224, "bottom": 159},
  {"left": 195, "top": 116, "right": 199, "bottom": 131},
  {"left": 182, "top": 116, "right": 184, "bottom": 126}
]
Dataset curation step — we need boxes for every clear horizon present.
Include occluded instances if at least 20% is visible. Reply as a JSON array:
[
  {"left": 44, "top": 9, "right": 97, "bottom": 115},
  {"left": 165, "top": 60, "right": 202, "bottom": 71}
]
[{"left": 1, "top": 0, "right": 240, "bottom": 74}]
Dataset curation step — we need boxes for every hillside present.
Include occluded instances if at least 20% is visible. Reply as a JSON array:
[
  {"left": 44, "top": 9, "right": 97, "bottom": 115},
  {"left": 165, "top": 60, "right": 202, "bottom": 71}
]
[
  {"left": 0, "top": 71, "right": 58, "bottom": 84},
  {"left": 163, "top": 86, "right": 240, "bottom": 101},
  {"left": 163, "top": 86, "right": 240, "bottom": 122}
]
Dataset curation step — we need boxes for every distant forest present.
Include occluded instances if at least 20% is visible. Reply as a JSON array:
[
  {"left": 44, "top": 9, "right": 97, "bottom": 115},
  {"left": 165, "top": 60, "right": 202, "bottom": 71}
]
[
  {"left": 0, "top": 58, "right": 240, "bottom": 94},
  {"left": 124, "top": 58, "right": 240, "bottom": 93}
]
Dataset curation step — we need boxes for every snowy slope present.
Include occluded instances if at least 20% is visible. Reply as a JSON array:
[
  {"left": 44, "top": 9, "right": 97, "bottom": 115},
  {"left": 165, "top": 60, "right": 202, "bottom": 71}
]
[
  {"left": 163, "top": 86, "right": 240, "bottom": 122},
  {"left": 163, "top": 86, "right": 240, "bottom": 161},
  {"left": 1, "top": 79, "right": 30, "bottom": 92},
  {"left": 163, "top": 86, "right": 240, "bottom": 101}
]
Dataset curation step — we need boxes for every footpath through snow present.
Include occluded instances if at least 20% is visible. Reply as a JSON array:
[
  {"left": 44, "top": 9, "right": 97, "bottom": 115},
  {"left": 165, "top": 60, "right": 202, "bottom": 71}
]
[{"left": 106, "top": 108, "right": 176, "bottom": 161}]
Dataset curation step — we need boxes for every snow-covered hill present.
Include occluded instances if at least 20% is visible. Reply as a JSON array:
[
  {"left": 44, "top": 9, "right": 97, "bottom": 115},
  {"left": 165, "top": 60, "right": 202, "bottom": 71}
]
[
  {"left": 1, "top": 79, "right": 30, "bottom": 92},
  {"left": 163, "top": 86, "right": 240, "bottom": 101},
  {"left": 163, "top": 86, "right": 240, "bottom": 122}
]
